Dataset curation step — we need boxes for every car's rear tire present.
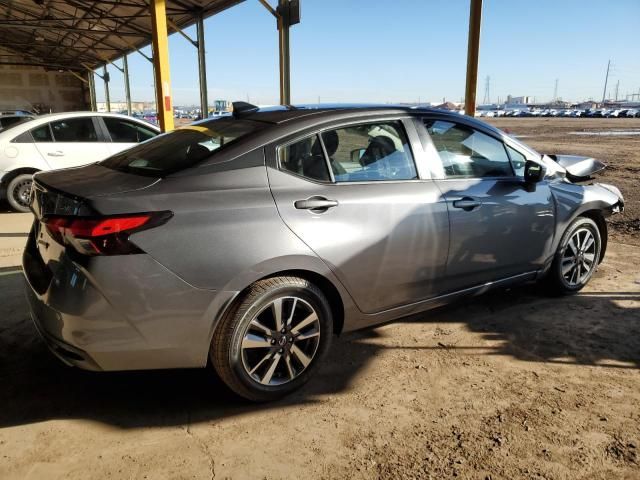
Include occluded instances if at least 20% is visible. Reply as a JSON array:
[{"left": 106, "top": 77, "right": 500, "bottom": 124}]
[
  {"left": 210, "top": 276, "right": 333, "bottom": 402},
  {"left": 545, "top": 216, "right": 602, "bottom": 294},
  {"left": 6, "top": 173, "right": 33, "bottom": 212}
]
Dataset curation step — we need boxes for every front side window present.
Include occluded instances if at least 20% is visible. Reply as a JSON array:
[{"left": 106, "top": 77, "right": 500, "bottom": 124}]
[
  {"left": 50, "top": 117, "right": 98, "bottom": 142},
  {"left": 425, "top": 120, "right": 513, "bottom": 178},
  {"left": 324, "top": 121, "right": 417, "bottom": 182},
  {"left": 506, "top": 145, "right": 526, "bottom": 176},
  {"left": 103, "top": 117, "right": 157, "bottom": 143}
]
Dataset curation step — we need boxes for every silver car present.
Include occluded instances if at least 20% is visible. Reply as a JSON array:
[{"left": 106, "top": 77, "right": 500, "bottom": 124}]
[{"left": 23, "top": 103, "right": 624, "bottom": 401}]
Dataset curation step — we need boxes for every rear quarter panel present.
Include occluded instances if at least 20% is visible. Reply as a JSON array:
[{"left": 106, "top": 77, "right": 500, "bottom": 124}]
[{"left": 88, "top": 148, "right": 360, "bottom": 326}]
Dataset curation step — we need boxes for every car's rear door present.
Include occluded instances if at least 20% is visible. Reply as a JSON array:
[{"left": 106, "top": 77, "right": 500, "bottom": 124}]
[
  {"left": 267, "top": 117, "right": 449, "bottom": 315},
  {"left": 33, "top": 116, "right": 110, "bottom": 168},
  {"left": 419, "top": 116, "right": 555, "bottom": 291},
  {"left": 99, "top": 116, "right": 159, "bottom": 155}
]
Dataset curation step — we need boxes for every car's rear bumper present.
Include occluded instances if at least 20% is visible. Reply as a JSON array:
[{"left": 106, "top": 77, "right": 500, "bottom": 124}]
[{"left": 22, "top": 228, "right": 236, "bottom": 371}]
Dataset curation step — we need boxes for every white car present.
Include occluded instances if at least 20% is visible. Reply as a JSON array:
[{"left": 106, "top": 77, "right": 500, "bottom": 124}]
[{"left": 0, "top": 111, "right": 160, "bottom": 211}]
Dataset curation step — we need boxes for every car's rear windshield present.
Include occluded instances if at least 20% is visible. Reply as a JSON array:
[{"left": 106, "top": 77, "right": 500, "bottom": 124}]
[{"left": 100, "top": 118, "right": 264, "bottom": 177}]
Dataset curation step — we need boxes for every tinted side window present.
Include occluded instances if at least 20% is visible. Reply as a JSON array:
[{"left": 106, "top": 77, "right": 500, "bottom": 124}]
[
  {"left": 0, "top": 116, "right": 26, "bottom": 129},
  {"left": 50, "top": 117, "right": 98, "bottom": 142},
  {"left": 103, "top": 117, "right": 157, "bottom": 143},
  {"left": 12, "top": 130, "right": 34, "bottom": 143},
  {"left": 279, "top": 135, "right": 330, "bottom": 182},
  {"left": 506, "top": 145, "right": 526, "bottom": 176},
  {"left": 425, "top": 120, "right": 513, "bottom": 178},
  {"left": 324, "top": 121, "right": 417, "bottom": 182},
  {"left": 31, "top": 124, "right": 53, "bottom": 142},
  {"left": 101, "top": 119, "right": 264, "bottom": 177}
]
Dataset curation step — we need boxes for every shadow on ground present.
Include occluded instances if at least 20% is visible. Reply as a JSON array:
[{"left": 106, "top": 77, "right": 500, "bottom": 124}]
[{"left": 0, "top": 270, "right": 638, "bottom": 430}]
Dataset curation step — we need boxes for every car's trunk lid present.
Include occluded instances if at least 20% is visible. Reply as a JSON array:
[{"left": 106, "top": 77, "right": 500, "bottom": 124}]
[{"left": 32, "top": 163, "right": 159, "bottom": 220}]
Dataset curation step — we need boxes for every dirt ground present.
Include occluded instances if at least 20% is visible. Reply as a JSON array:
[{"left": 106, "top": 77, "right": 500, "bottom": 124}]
[{"left": 1, "top": 119, "right": 639, "bottom": 479}]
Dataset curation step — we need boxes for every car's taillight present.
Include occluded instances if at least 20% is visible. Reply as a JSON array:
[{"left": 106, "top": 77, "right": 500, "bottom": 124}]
[{"left": 44, "top": 211, "right": 172, "bottom": 256}]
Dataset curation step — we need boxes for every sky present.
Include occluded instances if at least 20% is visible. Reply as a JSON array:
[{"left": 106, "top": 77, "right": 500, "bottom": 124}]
[{"left": 94, "top": 0, "right": 640, "bottom": 107}]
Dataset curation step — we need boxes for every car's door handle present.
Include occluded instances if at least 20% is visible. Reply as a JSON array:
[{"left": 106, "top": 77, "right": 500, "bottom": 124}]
[
  {"left": 452, "top": 197, "right": 481, "bottom": 211},
  {"left": 294, "top": 197, "right": 339, "bottom": 211},
  {"left": 46, "top": 151, "right": 64, "bottom": 157}
]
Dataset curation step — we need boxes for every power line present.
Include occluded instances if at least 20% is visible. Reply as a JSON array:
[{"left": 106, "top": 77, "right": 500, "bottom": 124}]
[
  {"left": 482, "top": 75, "right": 490, "bottom": 104},
  {"left": 601, "top": 59, "right": 611, "bottom": 105}
]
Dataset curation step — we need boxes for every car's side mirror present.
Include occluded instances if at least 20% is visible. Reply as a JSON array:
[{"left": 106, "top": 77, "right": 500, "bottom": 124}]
[
  {"left": 524, "top": 160, "right": 546, "bottom": 183},
  {"left": 350, "top": 148, "right": 365, "bottom": 163}
]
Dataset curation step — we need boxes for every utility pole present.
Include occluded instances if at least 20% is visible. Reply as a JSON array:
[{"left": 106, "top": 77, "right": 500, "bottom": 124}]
[
  {"left": 464, "top": 0, "right": 483, "bottom": 116},
  {"left": 601, "top": 59, "right": 610, "bottom": 106},
  {"left": 614, "top": 80, "right": 620, "bottom": 101},
  {"left": 553, "top": 78, "right": 558, "bottom": 102}
]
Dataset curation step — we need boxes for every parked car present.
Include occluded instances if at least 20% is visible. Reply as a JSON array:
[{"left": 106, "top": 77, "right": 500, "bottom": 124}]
[
  {"left": 22, "top": 103, "right": 624, "bottom": 401},
  {"left": 0, "top": 114, "right": 34, "bottom": 132},
  {"left": 1, "top": 109, "right": 34, "bottom": 116},
  {"left": 0, "top": 112, "right": 160, "bottom": 212}
]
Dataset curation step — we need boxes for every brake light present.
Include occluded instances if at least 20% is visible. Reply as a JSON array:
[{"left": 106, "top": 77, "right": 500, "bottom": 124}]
[{"left": 44, "top": 212, "right": 171, "bottom": 256}]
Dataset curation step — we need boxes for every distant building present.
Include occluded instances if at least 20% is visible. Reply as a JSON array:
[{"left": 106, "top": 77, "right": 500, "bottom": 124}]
[
  {"left": 506, "top": 95, "right": 533, "bottom": 105},
  {"left": 96, "top": 101, "right": 153, "bottom": 113}
]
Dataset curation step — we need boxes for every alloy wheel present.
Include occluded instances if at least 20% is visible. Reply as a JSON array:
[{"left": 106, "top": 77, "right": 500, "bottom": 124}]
[
  {"left": 12, "top": 178, "right": 32, "bottom": 209},
  {"left": 240, "top": 296, "right": 321, "bottom": 386},
  {"left": 561, "top": 227, "right": 597, "bottom": 286}
]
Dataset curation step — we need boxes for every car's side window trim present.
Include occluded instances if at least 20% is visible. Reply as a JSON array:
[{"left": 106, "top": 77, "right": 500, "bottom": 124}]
[
  {"left": 274, "top": 116, "right": 421, "bottom": 185},
  {"left": 420, "top": 116, "right": 518, "bottom": 180},
  {"left": 94, "top": 116, "right": 112, "bottom": 142},
  {"left": 315, "top": 133, "right": 336, "bottom": 183}
]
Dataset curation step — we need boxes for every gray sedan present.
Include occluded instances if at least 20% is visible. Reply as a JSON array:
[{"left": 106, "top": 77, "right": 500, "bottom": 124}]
[{"left": 23, "top": 103, "right": 624, "bottom": 401}]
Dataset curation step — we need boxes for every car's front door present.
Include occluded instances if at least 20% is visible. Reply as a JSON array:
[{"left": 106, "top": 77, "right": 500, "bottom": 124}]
[
  {"left": 420, "top": 117, "right": 555, "bottom": 291},
  {"left": 268, "top": 118, "right": 450, "bottom": 315},
  {"left": 33, "top": 116, "right": 110, "bottom": 168}
]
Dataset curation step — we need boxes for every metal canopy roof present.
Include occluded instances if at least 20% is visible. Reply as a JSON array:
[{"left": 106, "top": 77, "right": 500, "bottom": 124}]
[{"left": 0, "top": 0, "right": 244, "bottom": 71}]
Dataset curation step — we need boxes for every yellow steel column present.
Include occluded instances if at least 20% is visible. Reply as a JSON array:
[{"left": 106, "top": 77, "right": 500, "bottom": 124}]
[
  {"left": 464, "top": 0, "right": 483, "bottom": 117},
  {"left": 149, "top": 0, "right": 174, "bottom": 132}
]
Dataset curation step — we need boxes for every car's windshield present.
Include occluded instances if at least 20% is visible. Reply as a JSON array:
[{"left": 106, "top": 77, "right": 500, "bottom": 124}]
[{"left": 100, "top": 118, "right": 264, "bottom": 177}]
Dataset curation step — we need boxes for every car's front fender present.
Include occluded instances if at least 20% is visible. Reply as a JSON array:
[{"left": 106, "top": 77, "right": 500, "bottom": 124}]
[{"left": 549, "top": 181, "right": 623, "bottom": 262}]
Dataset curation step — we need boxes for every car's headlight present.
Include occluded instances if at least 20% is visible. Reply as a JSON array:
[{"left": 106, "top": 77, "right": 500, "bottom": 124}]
[{"left": 598, "top": 183, "right": 624, "bottom": 202}]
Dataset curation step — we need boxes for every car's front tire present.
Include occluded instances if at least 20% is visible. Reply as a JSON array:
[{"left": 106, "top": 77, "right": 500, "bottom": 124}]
[
  {"left": 210, "top": 276, "right": 333, "bottom": 402},
  {"left": 6, "top": 173, "right": 33, "bottom": 212},
  {"left": 546, "top": 216, "right": 602, "bottom": 294}
]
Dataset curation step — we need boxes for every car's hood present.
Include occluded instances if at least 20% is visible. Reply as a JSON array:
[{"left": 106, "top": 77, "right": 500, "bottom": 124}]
[{"left": 547, "top": 154, "right": 606, "bottom": 181}]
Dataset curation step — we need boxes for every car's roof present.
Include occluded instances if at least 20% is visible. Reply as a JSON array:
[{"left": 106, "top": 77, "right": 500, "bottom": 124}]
[
  {"left": 192, "top": 102, "right": 504, "bottom": 137},
  {"left": 32, "top": 111, "right": 159, "bottom": 122},
  {"left": 0, "top": 111, "right": 160, "bottom": 139},
  {"left": 0, "top": 114, "right": 34, "bottom": 119},
  {"left": 231, "top": 103, "right": 447, "bottom": 124}
]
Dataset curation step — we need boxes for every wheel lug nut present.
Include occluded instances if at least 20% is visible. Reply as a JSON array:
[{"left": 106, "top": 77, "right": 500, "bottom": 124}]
[
  {"left": 270, "top": 339, "right": 276, "bottom": 345},
  {"left": 281, "top": 328, "right": 286, "bottom": 334},
  {"left": 279, "top": 348, "right": 283, "bottom": 353}
]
